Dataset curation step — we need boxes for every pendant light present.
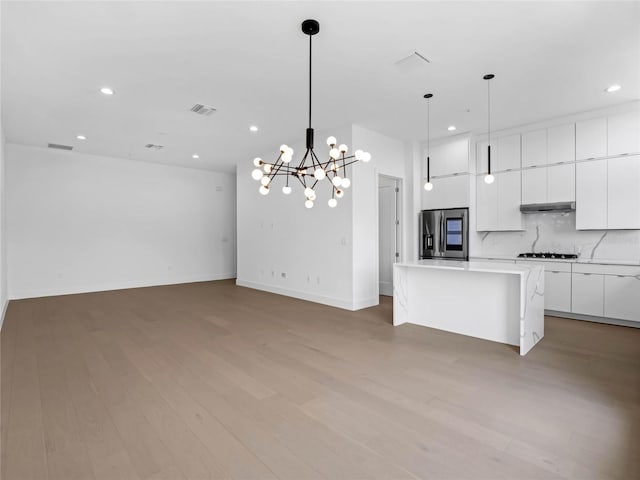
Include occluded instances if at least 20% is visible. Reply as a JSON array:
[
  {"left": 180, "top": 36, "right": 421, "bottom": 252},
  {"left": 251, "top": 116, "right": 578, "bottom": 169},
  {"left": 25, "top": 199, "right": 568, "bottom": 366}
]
[
  {"left": 483, "top": 74, "right": 495, "bottom": 184},
  {"left": 251, "top": 19, "right": 371, "bottom": 208},
  {"left": 423, "top": 93, "right": 434, "bottom": 191}
]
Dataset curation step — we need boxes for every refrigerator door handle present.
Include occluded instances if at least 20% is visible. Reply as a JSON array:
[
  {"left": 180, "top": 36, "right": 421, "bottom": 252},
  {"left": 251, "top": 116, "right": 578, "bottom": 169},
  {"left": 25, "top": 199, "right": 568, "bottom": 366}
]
[{"left": 440, "top": 213, "right": 445, "bottom": 254}]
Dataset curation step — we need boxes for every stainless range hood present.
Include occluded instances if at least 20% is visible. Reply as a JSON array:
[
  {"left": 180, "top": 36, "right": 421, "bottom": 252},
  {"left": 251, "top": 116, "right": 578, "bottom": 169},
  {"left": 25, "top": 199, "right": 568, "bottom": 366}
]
[{"left": 519, "top": 201, "right": 576, "bottom": 213}]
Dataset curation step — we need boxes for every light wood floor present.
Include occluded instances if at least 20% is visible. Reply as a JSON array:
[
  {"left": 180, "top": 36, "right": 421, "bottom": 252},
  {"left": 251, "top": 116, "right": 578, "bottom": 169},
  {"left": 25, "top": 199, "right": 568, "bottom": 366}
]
[{"left": 1, "top": 280, "right": 639, "bottom": 480}]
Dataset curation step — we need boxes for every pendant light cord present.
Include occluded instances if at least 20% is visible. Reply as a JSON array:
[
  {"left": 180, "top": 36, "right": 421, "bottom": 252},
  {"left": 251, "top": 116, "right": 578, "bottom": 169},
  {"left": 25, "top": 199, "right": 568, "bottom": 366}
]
[
  {"left": 487, "top": 79, "right": 491, "bottom": 146},
  {"left": 308, "top": 33, "right": 312, "bottom": 129},
  {"left": 427, "top": 98, "right": 430, "bottom": 157}
]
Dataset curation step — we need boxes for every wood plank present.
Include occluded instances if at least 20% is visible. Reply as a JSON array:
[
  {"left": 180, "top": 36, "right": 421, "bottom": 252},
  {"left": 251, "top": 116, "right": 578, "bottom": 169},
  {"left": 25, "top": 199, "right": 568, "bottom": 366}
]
[{"left": 1, "top": 280, "right": 639, "bottom": 480}]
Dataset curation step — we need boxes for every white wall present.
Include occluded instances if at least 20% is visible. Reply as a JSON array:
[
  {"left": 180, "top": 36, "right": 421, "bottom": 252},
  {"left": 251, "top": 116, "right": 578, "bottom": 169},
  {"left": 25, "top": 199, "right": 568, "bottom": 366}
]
[
  {"left": 236, "top": 126, "right": 356, "bottom": 309},
  {"left": 6, "top": 144, "right": 236, "bottom": 299},
  {"left": 0, "top": 127, "right": 7, "bottom": 328},
  {"left": 351, "top": 125, "right": 408, "bottom": 309}
]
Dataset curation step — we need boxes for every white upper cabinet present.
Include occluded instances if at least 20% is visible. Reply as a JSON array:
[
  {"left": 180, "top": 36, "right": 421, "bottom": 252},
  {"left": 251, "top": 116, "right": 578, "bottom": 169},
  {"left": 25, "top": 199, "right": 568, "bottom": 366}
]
[
  {"left": 476, "top": 135, "right": 521, "bottom": 173},
  {"left": 521, "top": 167, "right": 547, "bottom": 204},
  {"left": 497, "top": 171, "right": 523, "bottom": 231},
  {"left": 576, "top": 117, "right": 607, "bottom": 160},
  {"left": 607, "top": 110, "right": 640, "bottom": 157},
  {"left": 422, "top": 175, "right": 470, "bottom": 210},
  {"left": 476, "top": 175, "right": 498, "bottom": 231},
  {"left": 547, "top": 124, "right": 575, "bottom": 164},
  {"left": 497, "top": 135, "right": 521, "bottom": 171},
  {"left": 522, "top": 124, "right": 575, "bottom": 167},
  {"left": 429, "top": 138, "right": 469, "bottom": 177},
  {"left": 547, "top": 163, "right": 575, "bottom": 203},
  {"left": 521, "top": 163, "right": 575, "bottom": 205},
  {"left": 476, "top": 172, "right": 522, "bottom": 231},
  {"left": 521, "top": 130, "right": 547, "bottom": 167},
  {"left": 576, "top": 159, "right": 608, "bottom": 229},
  {"left": 607, "top": 155, "right": 640, "bottom": 229}
]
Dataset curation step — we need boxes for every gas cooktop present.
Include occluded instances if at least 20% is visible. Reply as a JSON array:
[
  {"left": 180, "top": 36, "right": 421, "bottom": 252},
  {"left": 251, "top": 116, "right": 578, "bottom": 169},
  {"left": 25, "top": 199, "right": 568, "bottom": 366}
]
[{"left": 517, "top": 252, "right": 578, "bottom": 260}]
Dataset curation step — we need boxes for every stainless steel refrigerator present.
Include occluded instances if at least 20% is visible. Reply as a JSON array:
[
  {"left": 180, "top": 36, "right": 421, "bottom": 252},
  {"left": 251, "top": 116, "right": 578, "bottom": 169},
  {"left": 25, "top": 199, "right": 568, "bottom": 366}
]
[{"left": 419, "top": 208, "right": 469, "bottom": 260}]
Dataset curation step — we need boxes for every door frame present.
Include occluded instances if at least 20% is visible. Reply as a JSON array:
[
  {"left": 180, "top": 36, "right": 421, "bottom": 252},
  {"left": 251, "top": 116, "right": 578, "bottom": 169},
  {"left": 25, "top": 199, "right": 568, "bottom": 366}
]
[{"left": 377, "top": 174, "right": 403, "bottom": 297}]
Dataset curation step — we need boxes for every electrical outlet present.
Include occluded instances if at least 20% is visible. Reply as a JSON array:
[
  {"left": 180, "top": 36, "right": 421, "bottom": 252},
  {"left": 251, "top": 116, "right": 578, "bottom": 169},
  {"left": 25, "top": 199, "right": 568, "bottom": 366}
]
[{"left": 281, "top": 272, "right": 286, "bottom": 278}]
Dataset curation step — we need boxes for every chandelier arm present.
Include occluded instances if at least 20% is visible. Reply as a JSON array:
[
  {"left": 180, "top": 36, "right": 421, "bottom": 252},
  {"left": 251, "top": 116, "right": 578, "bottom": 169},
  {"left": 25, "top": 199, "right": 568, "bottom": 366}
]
[
  {"left": 297, "top": 149, "right": 311, "bottom": 170},
  {"left": 268, "top": 160, "right": 286, "bottom": 180}
]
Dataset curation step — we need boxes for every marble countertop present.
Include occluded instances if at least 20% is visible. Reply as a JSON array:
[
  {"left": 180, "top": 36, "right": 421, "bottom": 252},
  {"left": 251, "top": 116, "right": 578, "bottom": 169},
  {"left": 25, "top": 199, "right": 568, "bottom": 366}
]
[
  {"left": 470, "top": 255, "right": 640, "bottom": 266},
  {"left": 396, "top": 259, "right": 542, "bottom": 276}
]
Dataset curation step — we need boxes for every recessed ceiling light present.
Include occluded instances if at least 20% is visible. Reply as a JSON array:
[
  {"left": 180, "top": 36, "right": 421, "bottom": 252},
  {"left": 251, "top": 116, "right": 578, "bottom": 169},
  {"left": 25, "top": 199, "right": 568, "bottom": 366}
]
[
  {"left": 249, "top": 125, "right": 259, "bottom": 132},
  {"left": 605, "top": 84, "right": 621, "bottom": 93},
  {"left": 76, "top": 134, "right": 86, "bottom": 140},
  {"left": 447, "top": 125, "right": 457, "bottom": 131},
  {"left": 192, "top": 154, "right": 200, "bottom": 159},
  {"left": 100, "top": 87, "right": 115, "bottom": 95}
]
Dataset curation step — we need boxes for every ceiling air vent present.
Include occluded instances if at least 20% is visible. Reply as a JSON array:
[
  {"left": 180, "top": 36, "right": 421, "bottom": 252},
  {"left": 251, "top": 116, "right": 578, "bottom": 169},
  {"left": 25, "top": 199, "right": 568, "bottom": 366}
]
[
  {"left": 394, "top": 50, "right": 431, "bottom": 67},
  {"left": 145, "top": 144, "right": 164, "bottom": 150},
  {"left": 190, "top": 103, "right": 217, "bottom": 116},
  {"left": 48, "top": 143, "right": 73, "bottom": 151}
]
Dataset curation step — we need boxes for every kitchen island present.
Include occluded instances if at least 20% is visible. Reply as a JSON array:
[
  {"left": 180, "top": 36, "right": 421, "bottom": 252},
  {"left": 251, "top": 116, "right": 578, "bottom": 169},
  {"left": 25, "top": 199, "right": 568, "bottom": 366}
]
[{"left": 393, "top": 259, "right": 544, "bottom": 355}]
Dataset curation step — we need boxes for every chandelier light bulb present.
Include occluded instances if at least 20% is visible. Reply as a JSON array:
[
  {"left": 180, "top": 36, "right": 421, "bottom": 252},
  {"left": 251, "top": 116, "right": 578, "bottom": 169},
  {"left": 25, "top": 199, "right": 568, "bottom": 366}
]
[
  {"left": 424, "top": 181, "right": 434, "bottom": 191},
  {"left": 282, "top": 185, "right": 292, "bottom": 195},
  {"left": 484, "top": 174, "right": 495, "bottom": 184},
  {"left": 331, "top": 163, "right": 337, "bottom": 171},
  {"left": 338, "top": 144, "right": 348, "bottom": 153},
  {"left": 328, "top": 198, "right": 337, "bottom": 208},
  {"left": 335, "top": 189, "right": 344, "bottom": 198},
  {"left": 354, "top": 149, "right": 364, "bottom": 160},
  {"left": 362, "top": 152, "right": 372, "bottom": 162},
  {"left": 280, "top": 144, "right": 288, "bottom": 153},
  {"left": 341, "top": 178, "right": 351, "bottom": 188},
  {"left": 260, "top": 176, "right": 270, "bottom": 186},
  {"left": 314, "top": 168, "right": 326, "bottom": 180},
  {"left": 304, "top": 187, "right": 314, "bottom": 198},
  {"left": 263, "top": 163, "right": 273, "bottom": 173},
  {"left": 281, "top": 152, "right": 292, "bottom": 163},
  {"left": 259, "top": 185, "right": 270, "bottom": 195},
  {"left": 253, "top": 157, "right": 263, "bottom": 167},
  {"left": 326, "top": 136, "right": 337, "bottom": 146},
  {"left": 305, "top": 199, "right": 314, "bottom": 209},
  {"left": 329, "top": 148, "right": 340, "bottom": 160},
  {"left": 251, "top": 169, "right": 264, "bottom": 180},
  {"left": 332, "top": 176, "right": 343, "bottom": 187}
]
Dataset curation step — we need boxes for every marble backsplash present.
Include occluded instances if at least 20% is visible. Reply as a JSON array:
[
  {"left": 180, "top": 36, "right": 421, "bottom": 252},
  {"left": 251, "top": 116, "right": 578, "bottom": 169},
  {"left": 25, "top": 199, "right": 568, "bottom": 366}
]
[{"left": 471, "top": 212, "right": 640, "bottom": 262}]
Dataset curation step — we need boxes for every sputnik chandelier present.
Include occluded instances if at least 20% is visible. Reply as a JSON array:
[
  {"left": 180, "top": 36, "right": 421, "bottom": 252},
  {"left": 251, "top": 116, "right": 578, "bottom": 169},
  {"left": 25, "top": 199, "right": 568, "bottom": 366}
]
[{"left": 251, "top": 19, "right": 371, "bottom": 209}]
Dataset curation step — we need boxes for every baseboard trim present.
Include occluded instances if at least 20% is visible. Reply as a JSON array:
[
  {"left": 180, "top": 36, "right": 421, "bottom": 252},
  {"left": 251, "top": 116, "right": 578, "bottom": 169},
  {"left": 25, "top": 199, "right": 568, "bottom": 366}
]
[
  {"left": 545, "top": 310, "right": 639, "bottom": 328},
  {"left": 8, "top": 273, "right": 237, "bottom": 300},
  {"left": 235, "top": 279, "right": 375, "bottom": 311},
  {"left": 0, "top": 299, "right": 8, "bottom": 332}
]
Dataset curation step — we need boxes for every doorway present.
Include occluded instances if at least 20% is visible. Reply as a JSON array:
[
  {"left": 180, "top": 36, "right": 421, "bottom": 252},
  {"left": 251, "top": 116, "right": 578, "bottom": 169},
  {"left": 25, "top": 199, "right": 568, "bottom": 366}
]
[{"left": 378, "top": 175, "right": 401, "bottom": 296}]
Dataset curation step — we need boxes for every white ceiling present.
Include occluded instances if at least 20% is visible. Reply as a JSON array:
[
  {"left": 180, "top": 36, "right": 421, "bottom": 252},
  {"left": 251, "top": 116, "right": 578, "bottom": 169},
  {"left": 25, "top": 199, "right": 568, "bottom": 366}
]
[{"left": 2, "top": 1, "right": 639, "bottom": 173}]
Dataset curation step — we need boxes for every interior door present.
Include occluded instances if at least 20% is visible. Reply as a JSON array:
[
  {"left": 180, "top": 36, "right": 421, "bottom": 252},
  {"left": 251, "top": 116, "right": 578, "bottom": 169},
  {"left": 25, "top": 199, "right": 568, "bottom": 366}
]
[{"left": 379, "top": 176, "right": 400, "bottom": 296}]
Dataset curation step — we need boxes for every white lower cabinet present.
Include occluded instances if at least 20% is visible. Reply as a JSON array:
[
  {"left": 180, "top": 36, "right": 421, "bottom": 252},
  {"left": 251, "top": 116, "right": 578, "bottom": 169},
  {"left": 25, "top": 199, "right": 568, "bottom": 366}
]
[
  {"left": 604, "top": 275, "right": 640, "bottom": 322},
  {"left": 546, "top": 271, "right": 572, "bottom": 312},
  {"left": 516, "top": 260, "right": 571, "bottom": 312},
  {"left": 571, "top": 272, "right": 604, "bottom": 316}
]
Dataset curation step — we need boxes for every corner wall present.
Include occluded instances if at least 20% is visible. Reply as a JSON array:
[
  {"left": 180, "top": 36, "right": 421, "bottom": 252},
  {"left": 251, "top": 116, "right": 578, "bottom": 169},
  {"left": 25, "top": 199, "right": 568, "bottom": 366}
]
[
  {"left": 236, "top": 126, "right": 356, "bottom": 309},
  {"left": 6, "top": 144, "right": 237, "bottom": 299}
]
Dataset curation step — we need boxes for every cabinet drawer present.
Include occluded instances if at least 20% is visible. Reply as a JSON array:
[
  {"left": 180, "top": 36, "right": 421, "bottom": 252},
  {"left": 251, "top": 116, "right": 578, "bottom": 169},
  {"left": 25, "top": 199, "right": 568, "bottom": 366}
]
[
  {"left": 604, "top": 275, "right": 640, "bottom": 322},
  {"left": 571, "top": 272, "right": 604, "bottom": 316}
]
